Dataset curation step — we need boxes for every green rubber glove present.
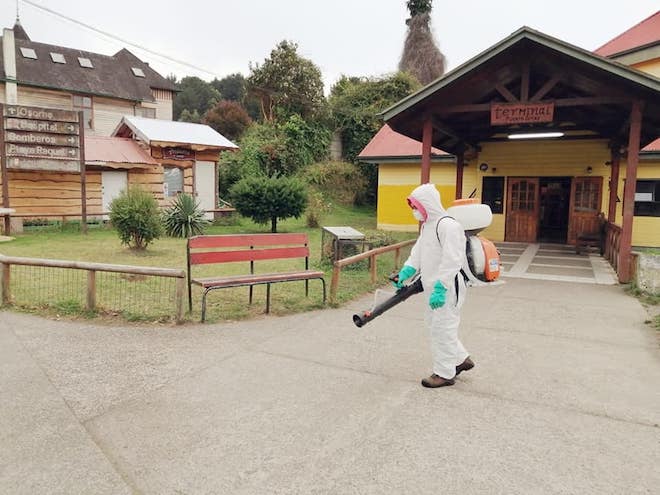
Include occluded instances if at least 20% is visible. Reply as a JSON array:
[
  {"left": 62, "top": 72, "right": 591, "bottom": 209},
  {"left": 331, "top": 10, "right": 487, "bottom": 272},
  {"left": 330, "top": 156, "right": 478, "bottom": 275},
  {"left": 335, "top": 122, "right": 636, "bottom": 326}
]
[
  {"left": 393, "top": 265, "right": 416, "bottom": 288},
  {"left": 429, "top": 281, "right": 447, "bottom": 309}
]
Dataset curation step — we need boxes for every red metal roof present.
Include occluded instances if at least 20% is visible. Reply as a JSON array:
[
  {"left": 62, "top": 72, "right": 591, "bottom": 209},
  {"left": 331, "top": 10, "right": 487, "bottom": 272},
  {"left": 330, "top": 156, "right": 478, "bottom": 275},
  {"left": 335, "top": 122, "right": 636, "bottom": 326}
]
[
  {"left": 643, "top": 138, "right": 660, "bottom": 152},
  {"left": 594, "top": 11, "right": 660, "bottom": 57},
  {"left": 84, "top": 136, "right": 158, "bottom": 165},
  {"left": 358, "top": 124, "right": 448, "bottom": 159}
]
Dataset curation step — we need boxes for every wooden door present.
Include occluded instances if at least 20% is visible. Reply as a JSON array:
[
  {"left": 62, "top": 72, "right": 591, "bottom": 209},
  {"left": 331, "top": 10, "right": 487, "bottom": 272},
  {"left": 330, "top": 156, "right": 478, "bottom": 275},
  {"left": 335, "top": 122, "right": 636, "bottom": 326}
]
[
  {"left": 194, "top": 161, "right": 216, "bottom": 220},
  {"left": 101, "top": 171, "right": 127, "bottom": 219},
  {"left": 567, "top": 176, "right": 603, "bottom": 244},
  {"left": 506, "top": 178, "right": 540, "bottom": 242}
]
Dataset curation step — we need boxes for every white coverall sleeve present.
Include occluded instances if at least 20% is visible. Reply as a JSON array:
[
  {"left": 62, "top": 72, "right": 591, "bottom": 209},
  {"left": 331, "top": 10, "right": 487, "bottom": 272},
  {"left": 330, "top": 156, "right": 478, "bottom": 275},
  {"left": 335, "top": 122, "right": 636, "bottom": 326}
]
[
  {"left": 434, "top": 221, "right": 465, "bottom": 289},
  {"left": 403, "top": 229, "right": 422, "bottom": 271}
]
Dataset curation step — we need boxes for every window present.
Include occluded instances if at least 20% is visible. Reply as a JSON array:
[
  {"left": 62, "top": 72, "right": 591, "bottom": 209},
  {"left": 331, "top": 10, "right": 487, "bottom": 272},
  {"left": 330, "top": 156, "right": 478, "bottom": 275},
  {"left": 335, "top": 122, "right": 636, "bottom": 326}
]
[
  {"left": 634, "top": 180, "right": 660, "bottom": 217},
  {"left": 50, "top": 52, "right": 66, "bottom": 64},
  {"left": 574, "top": 181, "right": 600, "bottom": 212},
  {"left": 131, "top": 67, "right": 145, "bottom": 77},
  {"left": 163, "top": 167, "right": 183, "bottom": 197},
  {"left": 20, "top": 47, "right": 37, "bottom": 59},
  {"left": 72, "top": 95, "right": 93, "bottom": 129},
  {"left": 482, "top": 177, "right": 504, "bottom": 214},
  {"left": 78, "top": 57, "right": 93, "bottom": 68},
  {"left": 139, "top": 107, "right": 156, "bottom": 119}
]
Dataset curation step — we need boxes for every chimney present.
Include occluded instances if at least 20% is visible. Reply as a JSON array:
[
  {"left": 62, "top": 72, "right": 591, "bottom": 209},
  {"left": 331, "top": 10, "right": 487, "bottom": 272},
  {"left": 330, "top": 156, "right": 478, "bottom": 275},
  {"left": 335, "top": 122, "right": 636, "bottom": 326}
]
[{"left": 3, "top": 28, "right": 18, "bottom": 104}]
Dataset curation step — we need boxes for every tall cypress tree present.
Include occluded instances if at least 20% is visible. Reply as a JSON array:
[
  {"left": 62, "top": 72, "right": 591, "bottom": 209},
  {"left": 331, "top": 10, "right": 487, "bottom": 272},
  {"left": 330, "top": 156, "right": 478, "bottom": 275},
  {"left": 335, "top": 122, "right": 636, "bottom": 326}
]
[{"left": 399, "top": 0, "right": 446, "bottom": 85}]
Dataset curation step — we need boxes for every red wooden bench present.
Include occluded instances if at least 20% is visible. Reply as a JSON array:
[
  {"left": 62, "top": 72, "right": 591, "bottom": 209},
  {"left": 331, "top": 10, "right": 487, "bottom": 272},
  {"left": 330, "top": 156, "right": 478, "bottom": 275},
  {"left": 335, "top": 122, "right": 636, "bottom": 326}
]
[{"left": 187, "top": 233, "right": 326, "bottom": 321}]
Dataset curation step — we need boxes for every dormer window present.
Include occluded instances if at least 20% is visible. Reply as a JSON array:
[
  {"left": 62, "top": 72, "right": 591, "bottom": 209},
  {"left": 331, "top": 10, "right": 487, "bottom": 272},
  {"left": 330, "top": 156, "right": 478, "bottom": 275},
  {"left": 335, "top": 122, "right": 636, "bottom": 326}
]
[
  {"left": 50, "top": 52, "right": 66, "bottom": 64},
  {"left": 131, "top": 67, "right": 145, "bottom": 77},
  {"left": 78, "top": 57, "right": 93, "bottom": 68},
  {"left": 20, "top": 47, "right": 37, "bottom": 59}
]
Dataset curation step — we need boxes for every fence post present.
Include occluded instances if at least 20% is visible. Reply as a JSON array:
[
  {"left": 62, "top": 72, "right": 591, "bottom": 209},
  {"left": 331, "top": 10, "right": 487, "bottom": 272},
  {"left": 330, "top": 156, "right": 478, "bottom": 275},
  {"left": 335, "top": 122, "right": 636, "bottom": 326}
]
[
  {"left": 330, "top": 264, "right": 340, "bottom": 304},
  {"left": 1, "top": 261, "right": 9, "bottom": 304},
  {"left": 86, "top": 270, "right": 96, "bottom": 311},
  {"left": 370, "top": 254, "right": 377, "bottom": 283},
  {"left": 394, "top": 247, "right": 401, "bottom": 268},
  {"left": 175, "top": 277, "right": 185, "bottom": 324}
]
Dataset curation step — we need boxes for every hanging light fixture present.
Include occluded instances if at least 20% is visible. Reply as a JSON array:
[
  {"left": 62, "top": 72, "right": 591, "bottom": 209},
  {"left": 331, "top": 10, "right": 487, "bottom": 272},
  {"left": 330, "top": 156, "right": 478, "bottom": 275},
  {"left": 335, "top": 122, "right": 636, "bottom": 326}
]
[{"left": 507, "top": 132, "right": 564, "bottom": 140}]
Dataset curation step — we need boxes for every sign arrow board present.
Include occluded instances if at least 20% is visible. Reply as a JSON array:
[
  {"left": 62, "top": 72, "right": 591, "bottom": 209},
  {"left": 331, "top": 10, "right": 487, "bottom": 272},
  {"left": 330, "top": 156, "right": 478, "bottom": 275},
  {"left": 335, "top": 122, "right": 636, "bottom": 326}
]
[
  {"left": 5, "top": 118, "right": 80, "bottom": 135},
  {"left": 4, "top": 130, "right": 79, "bottom": 147},
  {"left": 6, "top": 143, "right": 80, "bottom": 160},
  {"left": 3, "top": 105, "right": 78, "bottom": 123},
  {"left": 7, "top": 156, "right": 81, "bottom": 172}
]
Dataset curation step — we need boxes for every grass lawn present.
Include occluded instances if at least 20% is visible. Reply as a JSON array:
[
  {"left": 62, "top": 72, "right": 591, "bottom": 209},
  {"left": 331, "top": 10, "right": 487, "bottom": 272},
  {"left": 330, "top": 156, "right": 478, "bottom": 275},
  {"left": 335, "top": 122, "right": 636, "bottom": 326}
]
[{"left": 0, "top": 205, "right": 415, "bottom": 323}]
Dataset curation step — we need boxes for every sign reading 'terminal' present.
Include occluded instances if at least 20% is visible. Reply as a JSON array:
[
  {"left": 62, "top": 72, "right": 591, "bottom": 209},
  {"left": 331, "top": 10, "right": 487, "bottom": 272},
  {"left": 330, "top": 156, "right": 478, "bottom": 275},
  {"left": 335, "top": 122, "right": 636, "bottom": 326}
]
[
  {"left": 491, "top": 102, "right": 555, "bottom": 125},
  {"left": 2, "top": 105, "right": 82, "bottom": 172}
]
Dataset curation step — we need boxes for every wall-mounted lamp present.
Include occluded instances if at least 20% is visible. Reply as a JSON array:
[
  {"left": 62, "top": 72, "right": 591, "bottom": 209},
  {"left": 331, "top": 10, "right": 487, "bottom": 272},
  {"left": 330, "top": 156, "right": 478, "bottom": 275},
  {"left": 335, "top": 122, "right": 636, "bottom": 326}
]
[
  {"left": 586, "top": 166, "right": 593, "bottom": 174},
  {"left": 479, "top": 163, "right": 489, "bottom": 172},
  {"left": 492, "top": 167, "right": 497, "bottom": 174}
]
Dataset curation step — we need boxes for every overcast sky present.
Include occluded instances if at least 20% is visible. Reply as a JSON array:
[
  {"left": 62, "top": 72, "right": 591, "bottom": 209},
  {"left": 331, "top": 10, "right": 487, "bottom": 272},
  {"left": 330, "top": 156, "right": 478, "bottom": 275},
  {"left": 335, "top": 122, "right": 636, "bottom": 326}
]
[{"left": 2, "top": 0, "right": 658, "bottom": 92}]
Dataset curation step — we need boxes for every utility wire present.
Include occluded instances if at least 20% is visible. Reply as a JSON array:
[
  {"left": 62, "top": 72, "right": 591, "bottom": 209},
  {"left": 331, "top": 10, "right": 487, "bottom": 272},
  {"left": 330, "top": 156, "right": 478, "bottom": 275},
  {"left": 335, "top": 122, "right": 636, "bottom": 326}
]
[{"left": 20, "top": 0, "right": 221, "bottom": 78}]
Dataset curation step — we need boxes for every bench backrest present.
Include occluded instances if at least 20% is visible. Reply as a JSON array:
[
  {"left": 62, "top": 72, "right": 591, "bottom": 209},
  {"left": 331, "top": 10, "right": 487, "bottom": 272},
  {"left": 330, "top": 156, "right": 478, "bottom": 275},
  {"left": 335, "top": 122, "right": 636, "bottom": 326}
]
[{"left": 187, "top": 233, "right": 311, "bottom": 270}]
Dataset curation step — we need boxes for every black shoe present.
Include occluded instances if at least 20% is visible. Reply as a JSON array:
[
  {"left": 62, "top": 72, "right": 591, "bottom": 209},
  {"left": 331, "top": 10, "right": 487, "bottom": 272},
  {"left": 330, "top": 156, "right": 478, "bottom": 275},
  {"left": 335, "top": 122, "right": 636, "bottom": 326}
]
[
  {"left": 421, "top": 374, "right": 455, "bottom": 388},
  {"left": 455, "top": 357, "right": 475, "bottom": 376}
]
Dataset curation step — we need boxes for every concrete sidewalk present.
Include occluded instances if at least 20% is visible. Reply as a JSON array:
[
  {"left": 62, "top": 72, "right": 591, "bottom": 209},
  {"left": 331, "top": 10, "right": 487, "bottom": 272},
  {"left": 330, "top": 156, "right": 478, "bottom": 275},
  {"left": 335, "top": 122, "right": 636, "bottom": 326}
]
[{"left": 1, "top": 277, "right": 659, "bottom": 494}]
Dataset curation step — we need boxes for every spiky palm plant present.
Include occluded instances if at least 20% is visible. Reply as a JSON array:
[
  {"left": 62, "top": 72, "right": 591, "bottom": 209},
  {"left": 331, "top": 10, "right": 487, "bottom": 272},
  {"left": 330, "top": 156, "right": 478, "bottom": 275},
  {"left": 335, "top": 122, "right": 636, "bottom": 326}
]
[{"left": 163, "top": 193, "right": 210, "bottom": 238}]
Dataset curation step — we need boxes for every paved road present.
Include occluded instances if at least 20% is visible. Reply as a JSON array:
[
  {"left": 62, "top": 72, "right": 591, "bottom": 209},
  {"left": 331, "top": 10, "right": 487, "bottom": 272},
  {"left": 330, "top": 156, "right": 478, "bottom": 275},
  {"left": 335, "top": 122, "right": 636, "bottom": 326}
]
[{"left": 1, "top": 277, "right": 659, "bottom": 494}]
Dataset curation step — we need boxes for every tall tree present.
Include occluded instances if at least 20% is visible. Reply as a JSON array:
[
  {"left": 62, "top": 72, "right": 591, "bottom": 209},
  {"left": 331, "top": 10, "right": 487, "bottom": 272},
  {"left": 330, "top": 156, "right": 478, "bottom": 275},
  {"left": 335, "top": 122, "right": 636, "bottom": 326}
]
[
  {"left": 247, "top": 40, "right": 325, "bottom": 122},
  {"left": 399, "top": 0, "right": 446, "bottom": 85},
  {"left": 173, "top": 76, "right": 221, "bottom": 121},
  {"left": 203, "top": 100, "right": 252, "bottom": 141},
  {"left": 211, "top": 73, "right": 247, "bottom": 102}
]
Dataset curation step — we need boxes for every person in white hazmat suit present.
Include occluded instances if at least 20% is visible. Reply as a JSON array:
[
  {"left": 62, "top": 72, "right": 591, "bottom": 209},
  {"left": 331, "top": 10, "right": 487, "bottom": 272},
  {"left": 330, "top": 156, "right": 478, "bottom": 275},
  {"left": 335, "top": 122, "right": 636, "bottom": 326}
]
[{"left": 394, "top": 183, "right": 475, "bottom": 388}]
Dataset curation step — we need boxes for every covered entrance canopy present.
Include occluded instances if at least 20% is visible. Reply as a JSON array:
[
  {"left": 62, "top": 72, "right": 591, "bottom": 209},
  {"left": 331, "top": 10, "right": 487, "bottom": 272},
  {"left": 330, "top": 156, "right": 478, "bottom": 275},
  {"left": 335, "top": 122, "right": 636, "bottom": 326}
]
[{"left": 382, "top": 27, "right": 660, "bottom": 282}]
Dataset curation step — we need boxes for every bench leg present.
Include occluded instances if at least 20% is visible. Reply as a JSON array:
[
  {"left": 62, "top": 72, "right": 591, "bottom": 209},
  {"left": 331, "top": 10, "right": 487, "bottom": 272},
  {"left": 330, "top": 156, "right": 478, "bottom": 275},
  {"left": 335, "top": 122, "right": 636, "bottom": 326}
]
[
  {"left": 201, "top": 288, "right": 211, "bottom": 322},
  {"left": 266, "top": 284, "right": 271, "bottom": 313},
  {"left": 319, "top": 278, "right": 326, "bottom": 303}
]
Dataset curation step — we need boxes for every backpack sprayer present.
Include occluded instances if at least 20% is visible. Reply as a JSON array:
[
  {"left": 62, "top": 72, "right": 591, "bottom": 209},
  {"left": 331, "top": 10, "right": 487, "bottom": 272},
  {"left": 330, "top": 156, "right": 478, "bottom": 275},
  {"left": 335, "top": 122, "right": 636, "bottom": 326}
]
[{"left": 352, "top": 199, "right": 501, "bottom": 328}]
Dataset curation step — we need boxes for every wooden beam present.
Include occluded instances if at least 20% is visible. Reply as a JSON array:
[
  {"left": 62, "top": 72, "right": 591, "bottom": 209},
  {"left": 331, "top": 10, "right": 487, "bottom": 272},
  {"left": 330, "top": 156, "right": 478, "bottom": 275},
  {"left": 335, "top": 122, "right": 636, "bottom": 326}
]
[
  {"left": 530, "top": 75, "right": 560, "bottom": 101},
  {"left": 554, "top": 96, "right": 630, "bottom": 107},
  {"left": 431, "top": 118, "right": 480, "bottom": 150},
  {"left": 618, "top": 100, "right": 643, "bottom": 283},
  {"left": 495, "top": 84, "right": 518, "bottom": 103},
  {"left": 455, "top": 150, "right": 465, "bottom": 199},
  {"left": 78, "top": 111, "right": 87, "bottom": 235},
  {"left": 520, "top": 63, "right": 530, "bottom": 102},
  {"left": 421, "top": 118, "right": 432, "bottom": 184},
  {"left": 607, "top": 148, "right": 620, "bottom": 223}
]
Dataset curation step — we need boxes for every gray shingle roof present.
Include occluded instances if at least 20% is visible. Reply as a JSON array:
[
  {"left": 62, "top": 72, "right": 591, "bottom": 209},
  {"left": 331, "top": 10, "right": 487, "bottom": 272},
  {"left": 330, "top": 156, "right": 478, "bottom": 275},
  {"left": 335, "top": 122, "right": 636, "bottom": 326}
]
[{"left": 0, "top": 22, "right": 177, "bottom": 102}]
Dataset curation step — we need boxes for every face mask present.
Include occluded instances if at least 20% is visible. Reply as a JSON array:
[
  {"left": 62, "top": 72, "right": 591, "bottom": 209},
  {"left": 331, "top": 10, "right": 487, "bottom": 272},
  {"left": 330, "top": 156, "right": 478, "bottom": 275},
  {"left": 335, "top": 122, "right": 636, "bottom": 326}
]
[{"left": 412, "top": 209, "right": 425, "bottom": 222}]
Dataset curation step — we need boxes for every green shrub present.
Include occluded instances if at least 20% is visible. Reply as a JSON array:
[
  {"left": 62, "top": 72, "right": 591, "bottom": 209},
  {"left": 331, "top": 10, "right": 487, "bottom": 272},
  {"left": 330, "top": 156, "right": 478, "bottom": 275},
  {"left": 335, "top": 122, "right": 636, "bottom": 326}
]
[
  {"left": 300, "top": 161, "right": 367, "bottom": 205},
  {"left": 163, "top": 193, "right": 210, "bottom": 238},
  {"left": 109, "top": 187, "right": 163, "bottom": 250},
  {"left": 230, "top": 175, "right": 307, "bottom": 233},
  {"left": 305, "top": 190, "right": 332, "bottom": 228}
]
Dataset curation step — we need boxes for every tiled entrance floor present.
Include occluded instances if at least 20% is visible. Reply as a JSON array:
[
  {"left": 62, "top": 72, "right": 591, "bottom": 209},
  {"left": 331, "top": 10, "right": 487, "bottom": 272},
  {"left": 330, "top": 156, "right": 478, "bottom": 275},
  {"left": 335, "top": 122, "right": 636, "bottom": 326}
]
[{"left": 496, "top": 242, "right": 618, "bottom": 285}]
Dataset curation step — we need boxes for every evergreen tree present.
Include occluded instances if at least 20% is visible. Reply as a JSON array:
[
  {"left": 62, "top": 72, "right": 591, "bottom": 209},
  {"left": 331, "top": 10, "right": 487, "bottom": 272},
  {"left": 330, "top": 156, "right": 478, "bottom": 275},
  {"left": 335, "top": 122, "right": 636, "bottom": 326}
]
[{"left": 399, "top": 0, "right": 446, "bottom": 85}]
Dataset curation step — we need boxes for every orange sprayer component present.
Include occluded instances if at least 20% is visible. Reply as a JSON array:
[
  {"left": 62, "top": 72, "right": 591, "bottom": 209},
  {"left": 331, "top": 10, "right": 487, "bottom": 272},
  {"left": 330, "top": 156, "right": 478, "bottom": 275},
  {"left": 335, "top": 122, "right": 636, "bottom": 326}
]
[{"left": 479, "top": 236, "right": 501, "bottom": 281}]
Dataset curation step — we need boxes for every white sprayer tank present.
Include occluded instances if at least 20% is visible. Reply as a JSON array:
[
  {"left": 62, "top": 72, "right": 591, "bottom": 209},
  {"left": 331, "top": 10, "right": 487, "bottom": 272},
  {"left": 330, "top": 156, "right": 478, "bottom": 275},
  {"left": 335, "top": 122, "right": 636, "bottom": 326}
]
[{"left": 446, "top": 199, "right": 493, "bottom": 234}]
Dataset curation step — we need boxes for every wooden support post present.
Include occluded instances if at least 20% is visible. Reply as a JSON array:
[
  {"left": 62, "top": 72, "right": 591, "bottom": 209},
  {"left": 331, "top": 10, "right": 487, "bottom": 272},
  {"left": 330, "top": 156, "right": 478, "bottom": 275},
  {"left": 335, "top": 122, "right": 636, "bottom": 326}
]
[
  {"left": 0, "top": 104, "right": 10, "bottom": 237},
  {"left": 78, "top": 111, "right": 88, "bottom": 234},
  {"left": 330, "top": 265, "right": 340, "bottom": 303},
  {"left": 370, "top": 255, "right": 377, "bottom": 283},
  {"left": 86, "top": 270, "right": 96, "bottom": 311},
  {"left": 608, "top": 149, "right": 620, "bottom": 223},
  {"left": 421, "top": 117, "right": 432, "bottom": 184},
  {"left": 619, "top": 100, "right": 643, "bottom": 283},
  {"left": 394, "top": 247, "right": 401, "bottom": 268},
  {"left": 175, "top": 277, "right": 185, "bottom": 324},
  {"left": 455, "top": 149, "right": 465, "bottom": 200},
  {"left": 1, "top": 262, "right": 10, "bottom": 304}
]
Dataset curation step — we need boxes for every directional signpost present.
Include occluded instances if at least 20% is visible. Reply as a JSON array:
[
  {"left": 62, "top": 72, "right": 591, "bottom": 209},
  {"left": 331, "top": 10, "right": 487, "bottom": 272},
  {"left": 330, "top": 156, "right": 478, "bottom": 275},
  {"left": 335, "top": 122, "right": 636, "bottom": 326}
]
[{"left": 0, "top": 104, "right": 87, "bottom": 234}]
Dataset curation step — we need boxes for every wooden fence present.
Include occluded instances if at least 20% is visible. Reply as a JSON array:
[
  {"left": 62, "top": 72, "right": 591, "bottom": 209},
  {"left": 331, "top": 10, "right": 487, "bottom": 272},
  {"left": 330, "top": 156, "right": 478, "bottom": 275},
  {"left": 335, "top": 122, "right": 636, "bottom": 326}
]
[
  {"left": 330, "top": 239, "right": 415, "bottom": 303},
  {"left": 0, "top": 254, "right": 186, "bottom": 322}
]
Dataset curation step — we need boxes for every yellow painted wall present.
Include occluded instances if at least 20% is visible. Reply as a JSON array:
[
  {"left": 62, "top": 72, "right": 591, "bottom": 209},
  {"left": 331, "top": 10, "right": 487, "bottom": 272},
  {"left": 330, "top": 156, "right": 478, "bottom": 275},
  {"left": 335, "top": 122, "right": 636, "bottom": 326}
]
[
  {"left": 376, "top": 140, "right": 660, "bottom": 247},
  {"left": 377, "top": 162, "right": 457, "bottom": 231}
]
